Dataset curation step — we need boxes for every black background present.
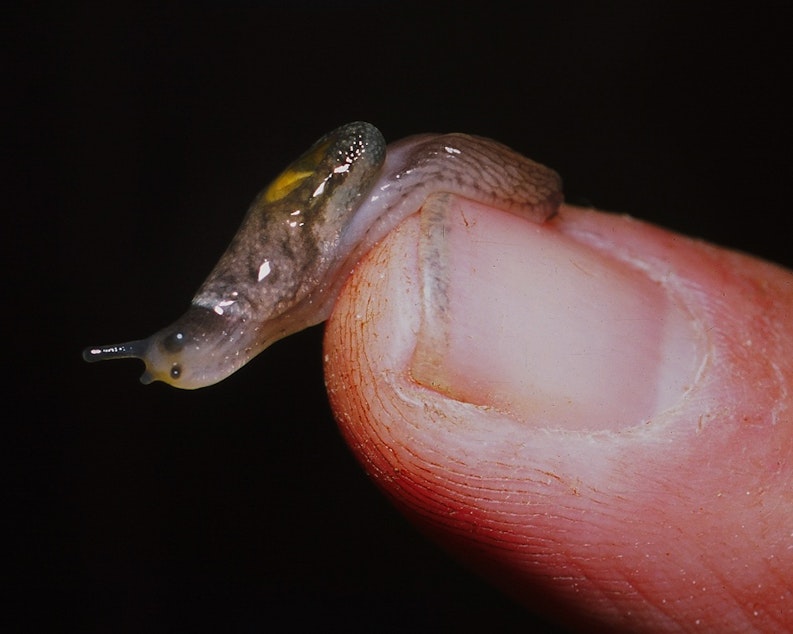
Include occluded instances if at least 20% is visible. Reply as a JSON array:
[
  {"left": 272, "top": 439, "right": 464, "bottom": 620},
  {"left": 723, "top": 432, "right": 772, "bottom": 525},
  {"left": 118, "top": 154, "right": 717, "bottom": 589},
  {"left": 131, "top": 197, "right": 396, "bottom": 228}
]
[{"left": 9, "top": 2, "right": 791, "bottom": 632}]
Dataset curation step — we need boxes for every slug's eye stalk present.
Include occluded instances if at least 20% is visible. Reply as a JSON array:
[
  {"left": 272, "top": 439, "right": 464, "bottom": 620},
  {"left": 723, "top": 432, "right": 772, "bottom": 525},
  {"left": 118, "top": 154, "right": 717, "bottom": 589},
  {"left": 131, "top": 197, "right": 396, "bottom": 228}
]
[
  {"left": 83, "top": 338, "right": 155, "bottom": 384},
  {"left": 83, "top": 338, "right": 162, "bottom": 385},
  {"left": 82, "top": 340, "right": 149, "bottom": 365}
]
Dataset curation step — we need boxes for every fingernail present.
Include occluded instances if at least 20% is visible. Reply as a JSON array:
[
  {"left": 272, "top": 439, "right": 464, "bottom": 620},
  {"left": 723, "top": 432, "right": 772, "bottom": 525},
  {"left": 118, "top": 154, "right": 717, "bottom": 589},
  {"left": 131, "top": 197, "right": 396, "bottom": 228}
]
[{"left": 410, "top": 200, "right": 705, "bottom": 431}]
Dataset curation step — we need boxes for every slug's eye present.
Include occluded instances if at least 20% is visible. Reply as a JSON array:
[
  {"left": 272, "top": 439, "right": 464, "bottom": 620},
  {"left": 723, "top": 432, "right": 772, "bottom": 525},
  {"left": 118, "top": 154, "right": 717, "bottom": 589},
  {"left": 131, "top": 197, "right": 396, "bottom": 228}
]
[
  {"left": 170, "top": 364, "right": 182, "bottom": 380},
  {"left": 163, "top": 331, "right": 186, "bottom": 353}
]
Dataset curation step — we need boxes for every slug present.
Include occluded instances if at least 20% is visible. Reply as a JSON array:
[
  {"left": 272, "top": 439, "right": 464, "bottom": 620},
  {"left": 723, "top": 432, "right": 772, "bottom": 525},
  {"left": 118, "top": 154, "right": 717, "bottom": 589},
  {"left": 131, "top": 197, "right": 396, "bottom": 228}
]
[{"left": 83, "top": 122, "right": 563, "bottom": 388}]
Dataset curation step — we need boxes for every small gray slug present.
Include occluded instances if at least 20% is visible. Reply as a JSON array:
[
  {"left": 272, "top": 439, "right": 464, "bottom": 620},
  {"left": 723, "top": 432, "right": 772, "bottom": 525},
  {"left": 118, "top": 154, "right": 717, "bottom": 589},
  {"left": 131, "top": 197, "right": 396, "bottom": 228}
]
[{"left": 83, "top": 122, "right": 562, "bottom": 388}]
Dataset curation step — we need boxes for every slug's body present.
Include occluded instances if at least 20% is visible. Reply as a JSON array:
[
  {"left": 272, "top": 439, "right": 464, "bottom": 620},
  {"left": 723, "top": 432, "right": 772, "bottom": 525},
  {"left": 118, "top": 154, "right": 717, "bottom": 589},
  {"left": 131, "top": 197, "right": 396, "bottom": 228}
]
[{"left": 84, "top": 122, "right": 562, "bottom": 388}]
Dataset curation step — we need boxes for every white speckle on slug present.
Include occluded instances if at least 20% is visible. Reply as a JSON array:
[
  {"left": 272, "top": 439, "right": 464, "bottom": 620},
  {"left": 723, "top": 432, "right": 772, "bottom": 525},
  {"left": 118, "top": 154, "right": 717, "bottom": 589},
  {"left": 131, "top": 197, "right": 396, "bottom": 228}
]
[
  {"left": 313, "top": 181, "right": 326, "bottom": 197},
  {"left": 257, "top": 260, "right": 272, "bottom": 281},
  {"left": 213, "top": 298, "right": 237, "bottom": 315}
]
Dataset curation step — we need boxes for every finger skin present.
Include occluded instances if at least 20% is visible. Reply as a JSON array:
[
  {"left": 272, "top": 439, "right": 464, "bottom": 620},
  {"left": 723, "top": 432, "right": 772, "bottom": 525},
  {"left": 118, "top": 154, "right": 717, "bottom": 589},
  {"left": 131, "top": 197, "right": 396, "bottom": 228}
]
[{"left": 323, "top": 202, "right": 793, "bottom": 632}]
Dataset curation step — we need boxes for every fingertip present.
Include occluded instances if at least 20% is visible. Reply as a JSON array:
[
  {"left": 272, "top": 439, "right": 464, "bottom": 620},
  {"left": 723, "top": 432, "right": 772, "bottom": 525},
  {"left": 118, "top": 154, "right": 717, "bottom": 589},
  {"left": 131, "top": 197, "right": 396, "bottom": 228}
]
[{"left": 324, "top": 202, "right": 793, "bottom": 631}]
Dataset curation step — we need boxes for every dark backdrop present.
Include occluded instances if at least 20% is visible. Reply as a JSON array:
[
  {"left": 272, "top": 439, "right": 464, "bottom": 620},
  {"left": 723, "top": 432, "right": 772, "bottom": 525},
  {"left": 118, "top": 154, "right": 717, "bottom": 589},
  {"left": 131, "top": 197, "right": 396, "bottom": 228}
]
[{"left": 10, "top": 2, "right": 791, "bottom": 632}]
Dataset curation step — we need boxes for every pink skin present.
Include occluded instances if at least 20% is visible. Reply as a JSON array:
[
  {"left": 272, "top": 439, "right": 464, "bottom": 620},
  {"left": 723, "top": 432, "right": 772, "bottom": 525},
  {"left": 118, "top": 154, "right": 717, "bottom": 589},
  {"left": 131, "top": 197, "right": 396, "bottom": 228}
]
[{"left": 323, "top": 201, "right": 793, "bottom": 632}]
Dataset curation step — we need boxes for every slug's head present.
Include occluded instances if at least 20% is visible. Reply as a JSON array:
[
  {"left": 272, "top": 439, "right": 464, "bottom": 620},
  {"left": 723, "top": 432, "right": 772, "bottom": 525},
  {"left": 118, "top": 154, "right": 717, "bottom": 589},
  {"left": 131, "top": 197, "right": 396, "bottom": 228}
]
[{"left": 82, "top": 306, "right": 250, "bottom": 389}]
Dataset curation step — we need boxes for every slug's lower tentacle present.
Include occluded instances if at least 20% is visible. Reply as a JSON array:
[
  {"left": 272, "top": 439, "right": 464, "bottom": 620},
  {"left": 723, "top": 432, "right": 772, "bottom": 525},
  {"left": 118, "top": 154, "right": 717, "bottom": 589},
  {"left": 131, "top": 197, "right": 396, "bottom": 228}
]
[{"left": 83, "top": 122, "right": 562, "bottom": 389}]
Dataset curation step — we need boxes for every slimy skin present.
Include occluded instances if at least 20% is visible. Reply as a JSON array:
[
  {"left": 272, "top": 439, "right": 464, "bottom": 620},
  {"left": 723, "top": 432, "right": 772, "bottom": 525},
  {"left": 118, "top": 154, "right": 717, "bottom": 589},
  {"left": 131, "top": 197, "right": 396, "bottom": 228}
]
[{"left": 83, "top": 122, "right": 562, "bottom": 388}]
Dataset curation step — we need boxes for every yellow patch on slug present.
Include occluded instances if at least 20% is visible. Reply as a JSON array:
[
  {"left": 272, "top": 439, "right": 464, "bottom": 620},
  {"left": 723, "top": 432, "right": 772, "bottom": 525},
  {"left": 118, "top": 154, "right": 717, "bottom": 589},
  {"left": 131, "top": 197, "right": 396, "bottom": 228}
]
[
  {"left": 264, "top": 167, "right": 313, "bottom": 202},
  {"left": 263, "top": 139, "right": 331, "bottom": 203}
]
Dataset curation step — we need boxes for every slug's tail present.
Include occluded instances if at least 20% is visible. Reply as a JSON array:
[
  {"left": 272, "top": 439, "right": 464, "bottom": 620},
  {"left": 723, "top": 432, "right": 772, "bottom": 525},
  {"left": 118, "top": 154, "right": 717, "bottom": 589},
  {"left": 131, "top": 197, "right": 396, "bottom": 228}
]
[{"left": 82, "top": 340, "right": 154, "bottom": 384}]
